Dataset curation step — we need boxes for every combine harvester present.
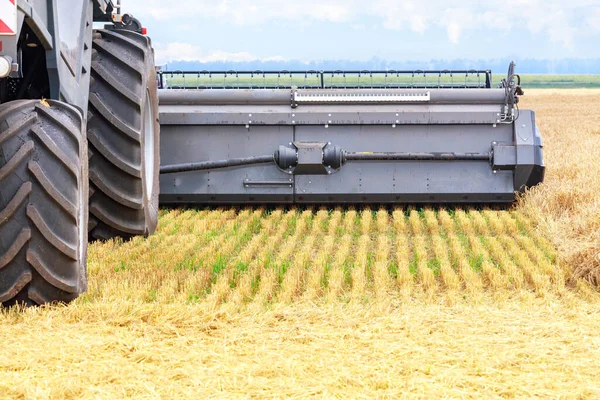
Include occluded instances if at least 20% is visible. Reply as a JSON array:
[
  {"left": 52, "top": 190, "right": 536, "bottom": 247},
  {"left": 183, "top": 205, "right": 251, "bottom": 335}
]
[
  {"left": 158, "top": 66, "right": 544, "bottom": 205},
  {"left": 0, "top": 0, "right": 544, "bottom": 306},
  {"left": 0, "top": 0, "right": 159, "bottom": 306}
]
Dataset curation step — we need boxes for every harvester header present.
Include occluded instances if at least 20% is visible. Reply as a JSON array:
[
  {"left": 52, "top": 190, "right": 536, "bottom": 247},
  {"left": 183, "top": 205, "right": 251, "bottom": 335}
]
[{"left": 158, "top": 63, "right": 544, "bottom": 205}]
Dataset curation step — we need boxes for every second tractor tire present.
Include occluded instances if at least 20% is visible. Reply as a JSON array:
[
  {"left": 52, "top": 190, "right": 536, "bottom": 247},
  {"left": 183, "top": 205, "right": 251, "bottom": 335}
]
[{"left": 87, "top": 29, "right": 160, "bottom": 241}]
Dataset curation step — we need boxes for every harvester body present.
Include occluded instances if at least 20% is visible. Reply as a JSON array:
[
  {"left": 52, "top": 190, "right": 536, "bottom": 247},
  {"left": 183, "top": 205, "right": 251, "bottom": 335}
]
[
  {"left": 0, "top": 0, "right": 119, "bottom": 110},
  {"left": 0, "top": 0, "right": 160, "bottom": 306},
  {"left": 158, "top": 69, "right": 544, "bottom": 205}
]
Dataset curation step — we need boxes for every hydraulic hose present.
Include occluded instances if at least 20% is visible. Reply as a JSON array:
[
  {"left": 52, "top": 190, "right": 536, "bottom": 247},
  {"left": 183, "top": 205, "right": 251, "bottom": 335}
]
[
  {"left": 344, "top": 152, "right": 491, "bottom": 162},
  {"left": 160, "top": 155, "right": 274, "bottom": 174},
  {"left": 160, "top": 149, "right": 491, "bottom": 175}
]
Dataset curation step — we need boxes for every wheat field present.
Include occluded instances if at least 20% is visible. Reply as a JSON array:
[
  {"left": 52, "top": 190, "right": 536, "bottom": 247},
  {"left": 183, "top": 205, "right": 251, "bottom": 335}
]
[
  {"left": 83, "top": 206, "right": 566, "bottom": 306},
  {"left": 1, "top": 90, "right": 600, "bottom": 399}
]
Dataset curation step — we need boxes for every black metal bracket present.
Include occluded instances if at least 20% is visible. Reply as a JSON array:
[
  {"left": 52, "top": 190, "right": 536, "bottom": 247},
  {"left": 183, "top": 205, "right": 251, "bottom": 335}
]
[
  {"left": 491, "top": 142, "right": 517, "bottom": 171},
  {"left": 498, "top": 61, "right": 523, "bottom": 123},
  {"left": 106, "top": 12, "right": 144, "bottom": 34},
  {"left": 243, "top": 179, "right": 294, "bottom": 188},
  {"left": 275, "top": 142, "right": 344, "bottom": 175}
]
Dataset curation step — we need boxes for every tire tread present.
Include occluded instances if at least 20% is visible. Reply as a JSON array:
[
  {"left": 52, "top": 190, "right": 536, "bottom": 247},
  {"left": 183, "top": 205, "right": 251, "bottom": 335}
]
[
  {"left": 0, "top": 100, "right": 87, "bottom": 306},
  {"left": 88, "top": 29, "right": 159, "bottom": 241}
]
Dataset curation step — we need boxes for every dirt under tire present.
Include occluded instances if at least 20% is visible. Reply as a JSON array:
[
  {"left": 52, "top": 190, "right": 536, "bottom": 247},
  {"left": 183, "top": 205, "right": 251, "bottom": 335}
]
[
  {"left": 0, "top": 100, "right": 88, "bottom": 307},
  {"left": 87, "top": 29, "right": 160, "bottom": 241}
]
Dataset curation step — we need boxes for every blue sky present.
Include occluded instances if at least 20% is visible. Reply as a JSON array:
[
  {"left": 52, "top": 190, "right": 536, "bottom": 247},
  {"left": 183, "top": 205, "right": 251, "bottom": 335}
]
[{"left": 123, "top": 0, "right": 600, "bottom": 65}]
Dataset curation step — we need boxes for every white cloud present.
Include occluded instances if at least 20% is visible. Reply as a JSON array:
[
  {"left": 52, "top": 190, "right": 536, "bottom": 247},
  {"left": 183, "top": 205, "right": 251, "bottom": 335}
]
[
  {"left": 154, "top": 43, "right": 203, "bottom": 64},
  {"left": 445, "top": 23, "right": 462, "bottom": 45},
  {"left": 126, "top": 0, "right": 354, "bottom": 24},
  {"left": 368, "top": 1, "right": 431, "bottom": 34},
  {"left": 585, "top": 7, "right": 600, "bottom": 33},
  {"left": 125, "top": 0, "right": 596, "bottom": 47},
  {"left": 410, "top": 16, "right": 427, "bottom": 34},
  {"left": 442, "top": 8, "right": 474, "bottom": 45},
  {"left": 153, "top": 42, "right": 287, "bottom": 65}
]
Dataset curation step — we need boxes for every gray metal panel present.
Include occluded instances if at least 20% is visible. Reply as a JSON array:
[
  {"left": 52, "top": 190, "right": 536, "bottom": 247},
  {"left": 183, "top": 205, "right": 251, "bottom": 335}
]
[
  {"left": 294, "top": 193, "right": 515, "bottom": 204},
  {"left": 159, "top": 89, "right": 292, "bottom": 105},
  {"left": 295, "top": 163, "right": 513, "bottom": 199},
  {"left": 160, "top": 193, "right": 295, "bottom": 205},
  {"left": 294, "top": 125, "right": 514, "bottom": 202},
  {"left": 159, "top": 125, "right": 294, "bottom": 204},
  {"left": 23, "top": 1, "right": 52, "bottom": 49},
  {"left": 492, "top": 144, "right": 517, "bottom": 170},
  {"left": 13, "top": 0, "right": 52, "bottom": 60},
  {"left": 46, "top": 0, "right": 94, "bottom": 113},
  {"left": 56, "top": 0, "right": 85, "bottom": 76},
  {"left": 297, "top": 125, "right": 512, "bottom": 153},
  {"left": 159, "top": 104, "right": 504, "bottom": 126},
  {"left": 158, "top": 88, "right": 508, "bottom": 105},
  {"left": 514, "top": 110, "right": 545, "bottom": 191}
]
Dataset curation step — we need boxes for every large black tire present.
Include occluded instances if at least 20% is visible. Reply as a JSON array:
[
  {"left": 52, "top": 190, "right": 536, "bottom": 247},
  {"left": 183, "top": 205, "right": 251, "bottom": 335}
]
[
  {"left": 0, "top": 100, "right": 88, "bottom": 306},
  {"left": 87, "top": 29, "right": 160, "bottom": 241}
]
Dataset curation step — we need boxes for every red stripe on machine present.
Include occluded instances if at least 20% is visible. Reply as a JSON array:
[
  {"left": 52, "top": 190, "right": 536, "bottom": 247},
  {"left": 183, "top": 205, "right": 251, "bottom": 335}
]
[
  {"left": 0, "top": 0, "right": 17, "bottom": 35},
  {"left": 0, "top": 19, "right": 13, "bottom": 35}
]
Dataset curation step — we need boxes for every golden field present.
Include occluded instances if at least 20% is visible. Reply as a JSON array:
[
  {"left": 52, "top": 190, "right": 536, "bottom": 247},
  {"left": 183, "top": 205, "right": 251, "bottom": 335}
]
[
  {"left": 1, "top": 90, "right": 600, "bottom": 399},
  {"left": 519, "top": 90, "right": 600, "bottom": 285}
]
